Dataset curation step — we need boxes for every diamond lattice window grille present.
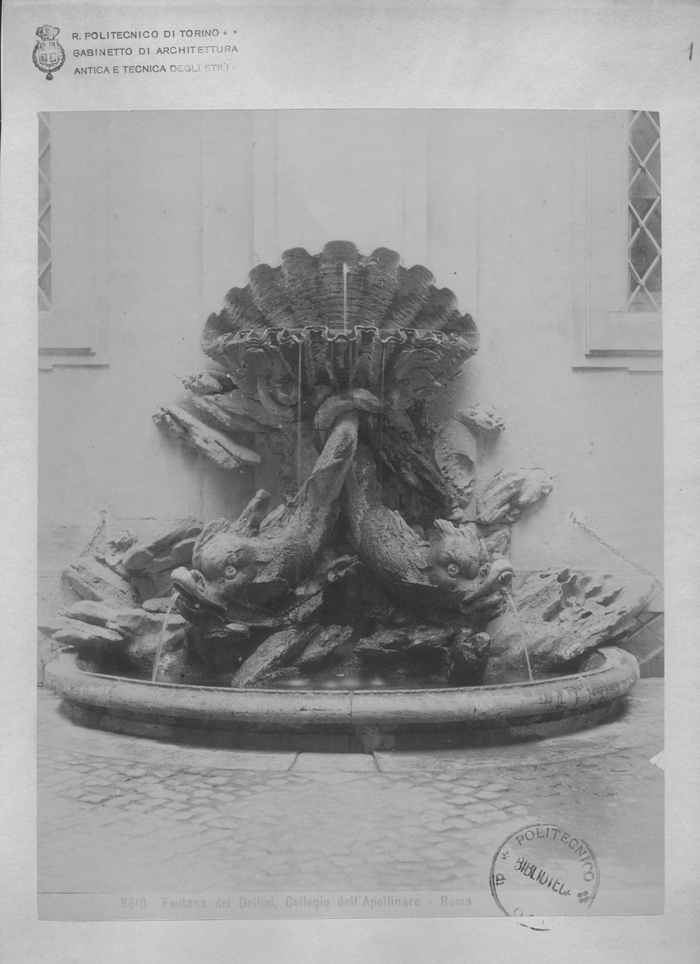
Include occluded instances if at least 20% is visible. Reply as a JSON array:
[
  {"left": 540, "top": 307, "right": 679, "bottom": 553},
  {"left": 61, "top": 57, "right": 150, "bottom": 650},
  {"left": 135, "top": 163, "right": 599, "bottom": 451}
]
[
  {"left": 628, "top": 110, "right": 661, "bottom": 313},
  {"left": 38, "top": 113, "right": 52, "bottom": 311}
]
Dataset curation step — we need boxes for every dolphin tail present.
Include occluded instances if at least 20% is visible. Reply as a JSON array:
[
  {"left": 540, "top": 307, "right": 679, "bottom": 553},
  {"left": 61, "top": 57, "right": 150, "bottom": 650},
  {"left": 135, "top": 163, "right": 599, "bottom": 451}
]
[{"left": 304, "top": 410, "right": 359, "bottom": 506}]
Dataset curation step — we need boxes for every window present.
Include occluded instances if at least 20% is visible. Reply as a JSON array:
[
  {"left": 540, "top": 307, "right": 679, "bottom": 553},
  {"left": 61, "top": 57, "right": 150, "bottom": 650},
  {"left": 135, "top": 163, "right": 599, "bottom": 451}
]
[
  {"left": 573, "top": 111, "right": 662, "bottom": 370},
  {"left": 627, "top": 110, "right": 661, "bottom": 313},
  {"left": 38, "top": 113, "right": 52, "bottom": 311},
  {"left": 38, "top": 113, "right": 109, "bottom": 369}
]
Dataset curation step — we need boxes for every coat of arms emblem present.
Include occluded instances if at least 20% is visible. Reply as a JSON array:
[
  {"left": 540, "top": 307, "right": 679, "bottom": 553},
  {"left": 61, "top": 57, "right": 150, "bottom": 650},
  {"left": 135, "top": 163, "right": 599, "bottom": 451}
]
[{"left": 33, "top": 25, "right": 66, "bottom": 80}]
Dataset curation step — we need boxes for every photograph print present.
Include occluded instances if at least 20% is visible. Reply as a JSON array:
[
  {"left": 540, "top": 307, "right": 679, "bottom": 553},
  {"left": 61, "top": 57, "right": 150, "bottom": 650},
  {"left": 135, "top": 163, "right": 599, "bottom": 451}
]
[{"left": 37, "top": 109, "right": 664, "bottom": 920}]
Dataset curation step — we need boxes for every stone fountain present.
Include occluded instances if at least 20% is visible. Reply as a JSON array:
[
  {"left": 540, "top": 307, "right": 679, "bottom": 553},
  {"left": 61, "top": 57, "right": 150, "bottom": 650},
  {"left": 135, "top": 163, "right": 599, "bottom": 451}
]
[{"left": 42, "top": 242, "right": 654, "bottom": 751}]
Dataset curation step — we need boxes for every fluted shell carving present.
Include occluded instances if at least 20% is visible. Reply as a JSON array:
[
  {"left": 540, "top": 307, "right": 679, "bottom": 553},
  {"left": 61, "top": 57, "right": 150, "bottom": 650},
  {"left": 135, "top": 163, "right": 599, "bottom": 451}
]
[{"left": 201, "top": 242, "right": 479, "bottom": 402}]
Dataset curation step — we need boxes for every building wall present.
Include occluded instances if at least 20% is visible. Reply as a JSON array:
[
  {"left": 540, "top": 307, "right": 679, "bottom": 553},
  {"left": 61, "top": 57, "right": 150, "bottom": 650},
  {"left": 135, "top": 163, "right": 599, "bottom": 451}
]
[
  {"left": 473, "top": 111, "right": 663, "bottom": 580},
  {"left": 38, "top": 112, "right": 258, "bottom": 609},
  {"left": 38, "top": 109, "right": 663, "bottom": 612}
]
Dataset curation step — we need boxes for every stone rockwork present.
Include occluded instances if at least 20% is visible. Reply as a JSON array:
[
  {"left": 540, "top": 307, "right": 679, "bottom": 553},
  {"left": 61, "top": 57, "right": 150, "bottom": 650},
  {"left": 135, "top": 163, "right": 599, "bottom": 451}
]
[
  {"left": 231, "top": 626, "right": 321, "bottom": 687},
  {"left": 60, "top": 600, "right": 120, "bottom": 625},
  {"left": 104, "top": 608, "right": 187, "bottom": 644},
  {"left": 455, "top": 403, "right": 506, "bottom": 437},
  {"left": 92, "top": 531, "right": 138, "bottom": 579},
  {"left": 42, "top": 597, "right": 188, "bottom": 676},
  {"left": 61, "top": 557, "right": 140, "bottom": 609},
  {"left": 120, "top": 517, "right": 203, "bottom": 600},
  {"left": 39, "top": 615, "right": 90, "bottom": 636},
  {"left": 51, "top": 623, "right": 126, "bottom": 666},
  {"left": 188, "top": 393, "right": 275, "bottom": 436},
  {"left": 121, "top": 518, "right": 202, "bottom": 572},
  {"left": 485, "top": 567, "right": 656, "bottom": 680},
  {"left": 476, "top": 466, "right": 554, "bottom": 524},
  {"left": 143, "top": 597, "right": 178, "bottom": 613},
  {"left": 179, "top": 370, "right": 236, "bottom": 396},
  {"left": 153, "top": 405, "right": 261, "bottom": 470},
  {"left": 295, "top": 625, "right": 355, "bottom": 673},
  {"left": 352, "top": 625, "right": 491, "bottom": 686}
]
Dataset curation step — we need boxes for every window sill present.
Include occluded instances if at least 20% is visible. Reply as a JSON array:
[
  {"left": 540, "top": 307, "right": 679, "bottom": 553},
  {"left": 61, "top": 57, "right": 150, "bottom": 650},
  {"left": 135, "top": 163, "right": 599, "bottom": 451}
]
[
  {"left": 39, "top": 348, "right": 109, "bottom": 371},
  {"left": 571, "top": 352, "right": 662, "bottom": 373}
]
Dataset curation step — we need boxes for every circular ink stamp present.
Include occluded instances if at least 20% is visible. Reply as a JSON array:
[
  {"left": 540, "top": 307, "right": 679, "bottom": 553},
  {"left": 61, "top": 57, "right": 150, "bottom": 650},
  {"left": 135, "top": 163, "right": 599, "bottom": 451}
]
[{"left": 490, "top": 824, "right": 600, "bottom": 917}]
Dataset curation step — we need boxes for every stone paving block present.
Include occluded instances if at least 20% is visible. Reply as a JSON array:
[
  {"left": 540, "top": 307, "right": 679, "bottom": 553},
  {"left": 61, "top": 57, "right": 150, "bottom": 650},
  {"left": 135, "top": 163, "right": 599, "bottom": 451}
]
[
  {"left": 423, "top": 869, "right": 459, "bottom": 882},
  {"left": 293, "top": 752, "right": 378, "bottom": 772},
  {"left": 208, "top": 818, "right": 240, "bottom": 829},
  {"left": 163, "top": 793, "right": 192, "bottom": 804},
  {"left": 486, "top": 810, "right": 510, "bottom": 822},
  {"left": 416, "top": 847, "right": 442, "bottom": 859},
  {"left": 464, "top": 812, "right": 499, "bottom": 826},
  {"left": 154, "top": 826, "right": 191, "bottom": 840},
  {"left": 120, "top": 823, "right": 155, "bottom": 837},
  {"left": 422, "top": 821, "right": 448, "bottom": 833},
  {"left": 298, "top": 772, "right": 367, "bottom": 786},
  {"left": 124, "top": 803, "right": 153, "bottom": 814},
  {"left": 92, "top": 767, "right": 118, "bottom": 779},
  {"left": 61, "top": 787, "right": 86, "bottom": 799},
  {"left": 331, "top": 854, "right": 365, "bottom": 867},
  {"left": 461, "top": 802, "right": 497, "bottom": 813}
]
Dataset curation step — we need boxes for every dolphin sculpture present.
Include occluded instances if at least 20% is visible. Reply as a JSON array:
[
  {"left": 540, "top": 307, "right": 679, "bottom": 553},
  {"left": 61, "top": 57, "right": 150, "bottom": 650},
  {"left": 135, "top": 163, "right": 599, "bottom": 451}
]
[
  {"left": 344, "top": 444, "right": 513, "bottom": 619},
  {"left": 171, "top": 410, "right": 359, "bottom": 612}
]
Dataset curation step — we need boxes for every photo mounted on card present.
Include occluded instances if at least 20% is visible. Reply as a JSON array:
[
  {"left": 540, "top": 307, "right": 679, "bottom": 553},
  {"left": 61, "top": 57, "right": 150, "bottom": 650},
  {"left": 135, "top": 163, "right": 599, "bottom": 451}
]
[{"left": 36, "top": 105, "right": 664, "bottom": 922}]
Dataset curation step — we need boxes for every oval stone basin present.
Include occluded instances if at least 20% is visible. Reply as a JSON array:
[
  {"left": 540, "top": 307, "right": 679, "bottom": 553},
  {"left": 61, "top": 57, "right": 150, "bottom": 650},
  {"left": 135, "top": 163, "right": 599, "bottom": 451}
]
[{"left": 44, "top": 647, "right": 640, "bottom": 753}]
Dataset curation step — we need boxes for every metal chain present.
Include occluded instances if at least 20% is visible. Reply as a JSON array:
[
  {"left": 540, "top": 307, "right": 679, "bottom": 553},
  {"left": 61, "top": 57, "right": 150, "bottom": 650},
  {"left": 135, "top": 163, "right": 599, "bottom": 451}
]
[{"left": 570, "top": 515, "right": 663, "bottom": 589}]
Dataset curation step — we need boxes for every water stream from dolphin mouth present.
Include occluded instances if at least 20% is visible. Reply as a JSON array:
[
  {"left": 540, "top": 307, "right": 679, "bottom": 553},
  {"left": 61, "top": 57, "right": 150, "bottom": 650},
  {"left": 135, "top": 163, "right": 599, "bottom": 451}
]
[
  {"left": 297, "top": 342, "right": 303, "bottom": 484},
  {"left": 343, "top": 262, "right": 354, "bottom": 390},
  {"left": 151, "top": 591, "right": 179, "bottom": 683},
  {"left": 378, "top": 343, "right": 386, "bottom": 484},
  {"left": 504, "top": 590, "right": 534, "bottom": 684}
]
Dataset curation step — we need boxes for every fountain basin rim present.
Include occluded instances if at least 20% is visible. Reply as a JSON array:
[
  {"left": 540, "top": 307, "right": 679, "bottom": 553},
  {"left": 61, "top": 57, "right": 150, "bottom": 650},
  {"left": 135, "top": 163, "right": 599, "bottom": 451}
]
[
  {"left": 45, "top": 647, "right": 639, "bottom": 728},
  {"left": 53, "top": 648, "right": 619, "bottom": 694}
]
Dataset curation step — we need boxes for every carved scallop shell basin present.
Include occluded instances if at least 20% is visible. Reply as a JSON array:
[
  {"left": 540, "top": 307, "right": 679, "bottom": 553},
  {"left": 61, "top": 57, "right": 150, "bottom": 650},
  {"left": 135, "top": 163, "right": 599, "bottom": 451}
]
[
  {"left": 201, "top": 241, "right": 480, "bottom": 399},
  {"left": 44, "top": 648, "right": 640, "bottom": 753}
]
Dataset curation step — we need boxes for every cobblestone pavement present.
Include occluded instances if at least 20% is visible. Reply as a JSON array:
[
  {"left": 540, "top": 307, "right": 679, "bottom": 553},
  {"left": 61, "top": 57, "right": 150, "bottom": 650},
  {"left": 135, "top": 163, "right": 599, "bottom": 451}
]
[{"left": 38, "top": 682, "right": 663, "bottom": 911}]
